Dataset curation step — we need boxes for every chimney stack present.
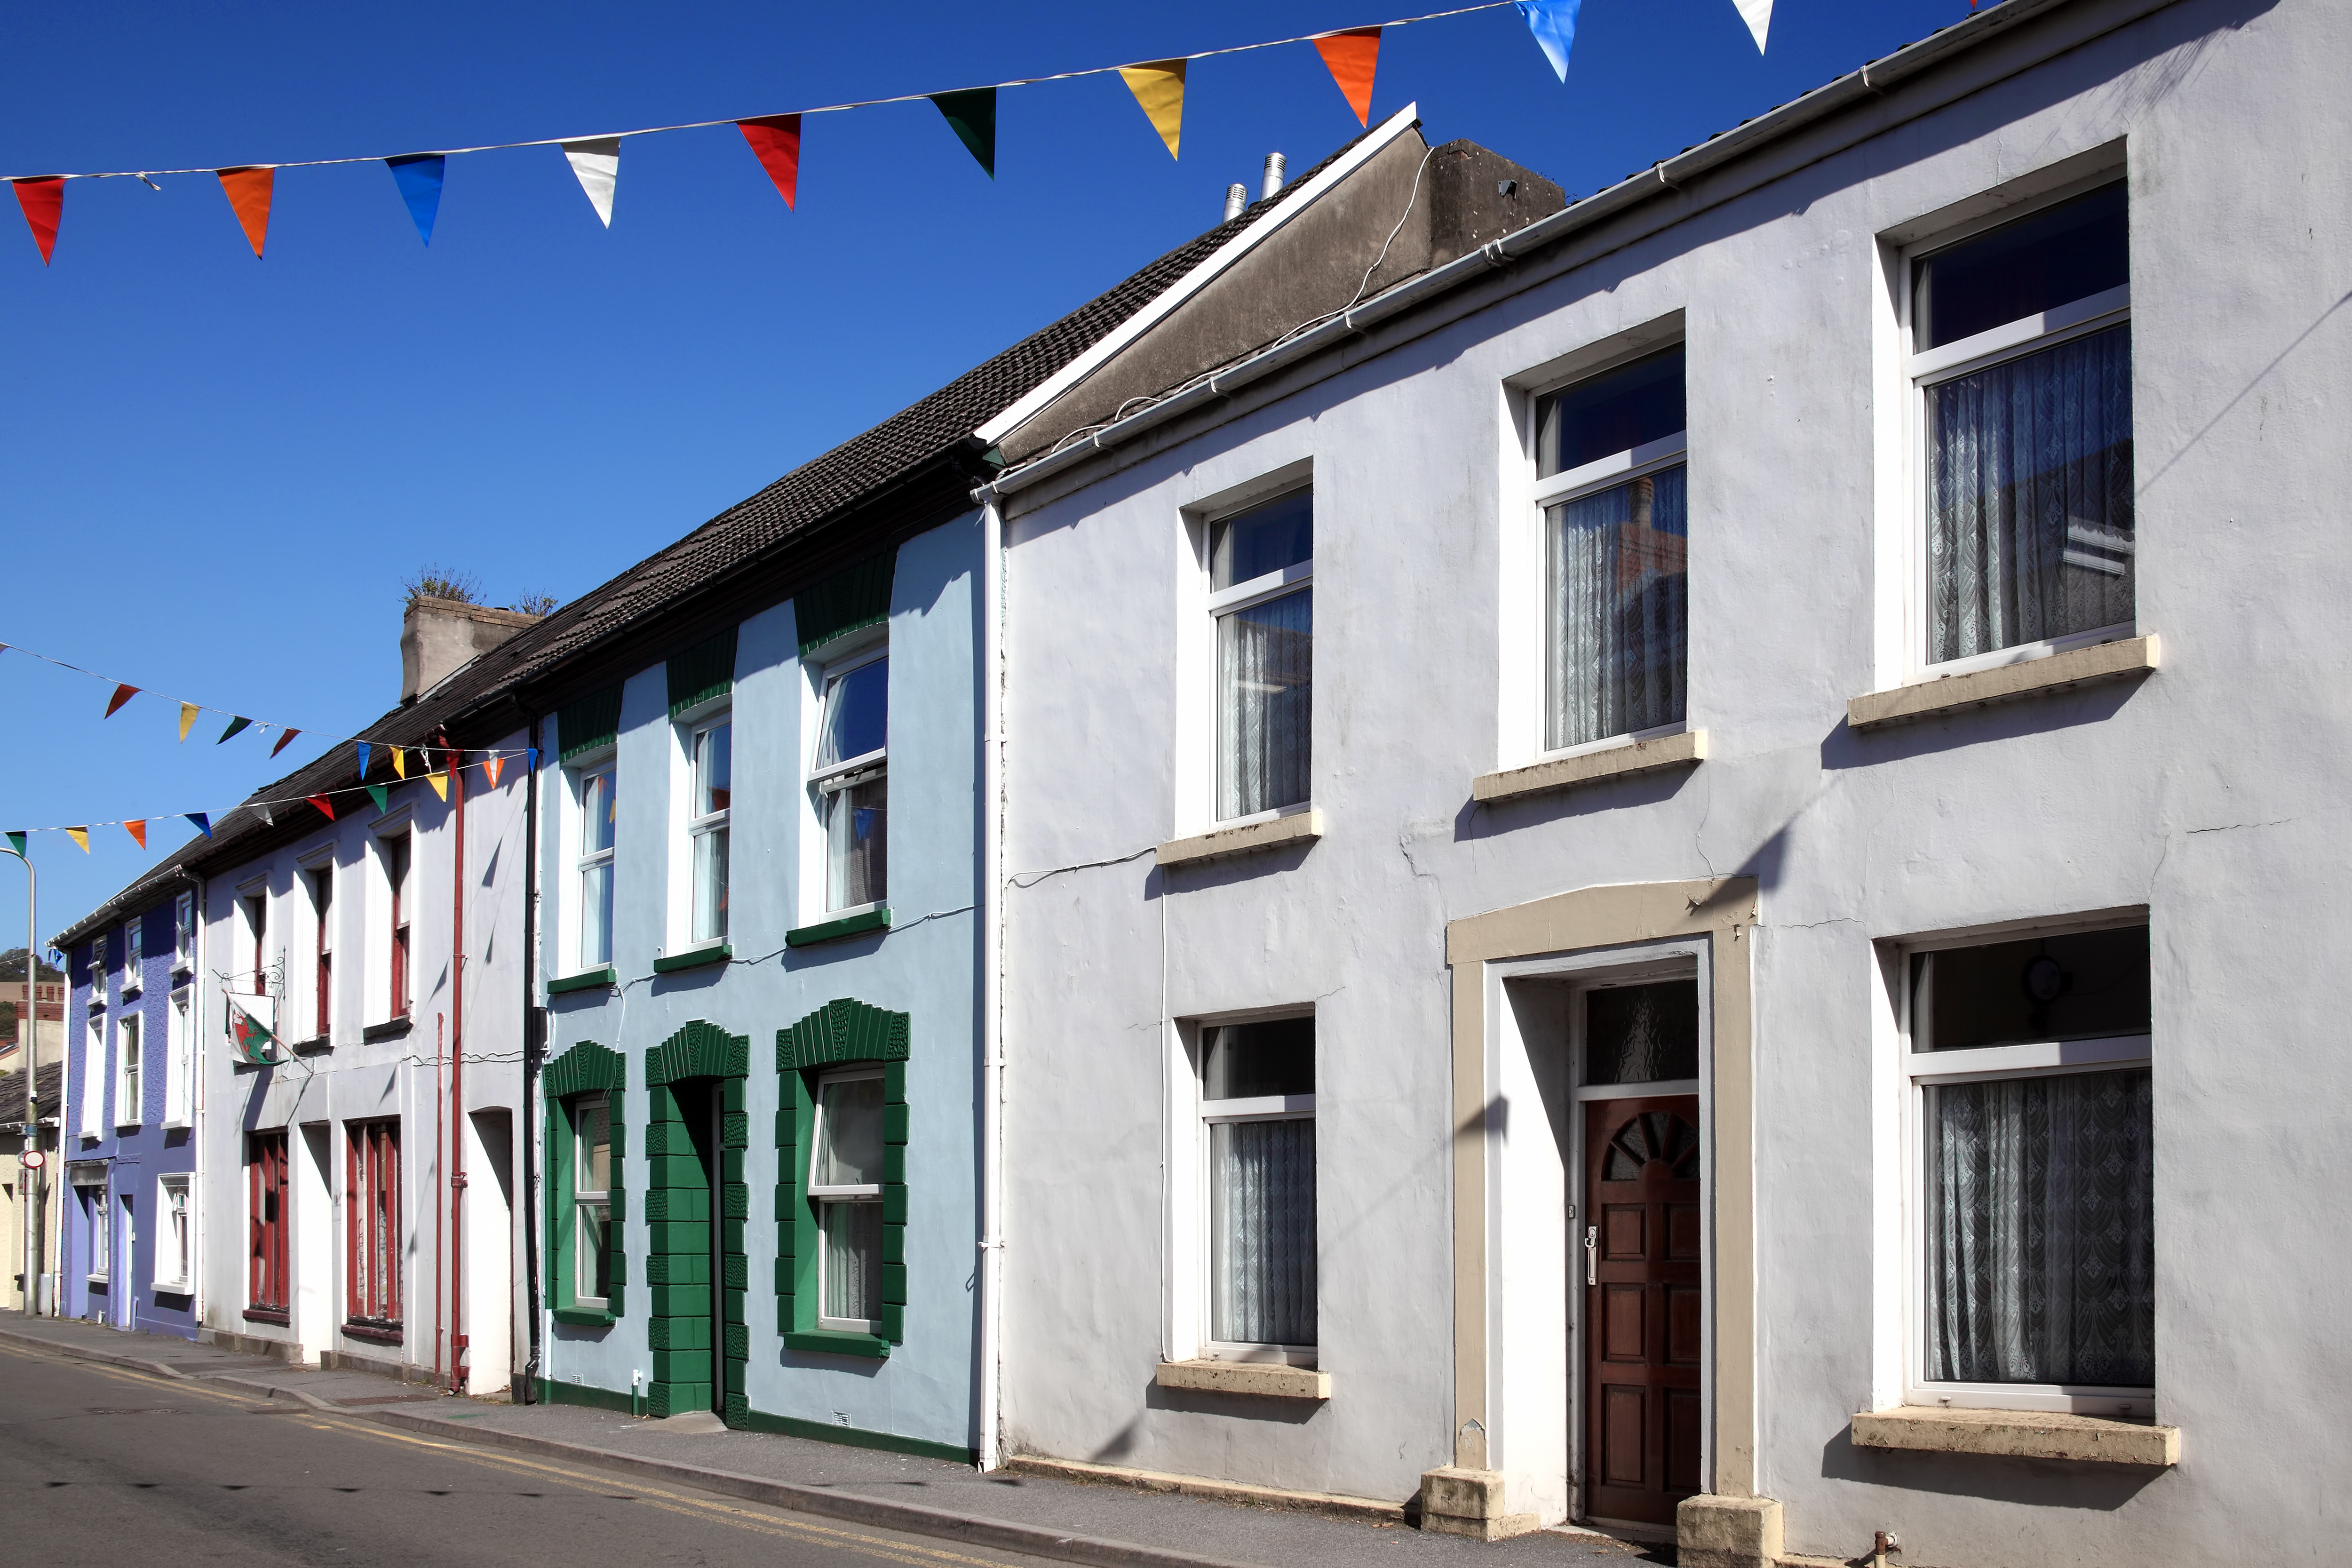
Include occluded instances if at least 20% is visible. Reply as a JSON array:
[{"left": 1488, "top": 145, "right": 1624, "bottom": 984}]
[
  {"left": 1261, "top": 152, "right": 1287, "bottom": 200},
  {"left": 400, "top": 597, "right": 542, "bottom": 704}
]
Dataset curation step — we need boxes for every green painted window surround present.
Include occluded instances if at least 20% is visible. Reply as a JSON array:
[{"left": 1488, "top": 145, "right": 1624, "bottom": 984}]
[
  {"left": 542, "top": 1042, "right": 627, "bottom": 1328},
  {"left": 557, "top": 685, "right": 624, "bottom": 764},
  {"left": 783, "top": 1329, "right": 891, "bottom": 1359},
  {"left": 777, "top": 997, "right": 912, "bottom": 1357},
  {"left": 668, "top": 627, "right": 739, "bottom": 718},
  {"left": 785, "top": 906, "right": 891, "bottom": 949},
  {"left": 548, "top": 966, "right": 617, "bottom": 995},
  {"left": 653, "top": 943, "right": 731, "bottom": 974},
  {"left": 795, "top": 551, "right": 897, "bottom": 657},
  {"left": 553, "top": 1305, "right": 617, "bottom": 1327}
]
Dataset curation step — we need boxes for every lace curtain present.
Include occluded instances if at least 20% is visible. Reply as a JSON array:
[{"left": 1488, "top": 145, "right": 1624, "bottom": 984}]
[
  {"left": 1211, "top": 1118, "right": 1317, "bottom": 1346},
  {"left": 1925, "top": 1067, "right": 2154, "bottom": 1386},
  {"left": 1218, "top": 588, "right": 1312, "bottom": 819},
  {"left": 1927, "top": 325, "right": 2134, "bottom": 664},
  {"left": 1549, "top": 466, "right": 1689, "bottom": 750}
]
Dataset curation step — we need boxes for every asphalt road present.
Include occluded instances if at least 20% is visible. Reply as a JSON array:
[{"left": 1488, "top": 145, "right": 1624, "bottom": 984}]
[{"left": 0, "top": 1339, "right": 1061, "bottom": 1568}]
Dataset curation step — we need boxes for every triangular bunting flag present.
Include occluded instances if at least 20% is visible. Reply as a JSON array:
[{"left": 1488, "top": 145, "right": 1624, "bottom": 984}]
[
  {"left": 255, "top": 803, "right": 275, "bottom": 828},
  {"left": 307, "top": 795, "right": 335, "bottom": 820},
  {"left": 929, "top": 90, "right": 997, "bottom": 178},
  {"left": 185, "top": 812, "right": 212, "bottom": 838},
  {"left": 66, "top": 827, "right": 89, "bottom": 853},
  {"left": 13, "top": 177, "right": 63, "bottom": 265},
  {"left": 1312, "top": 29, "right": 1381, "bottom": 126},
  {"left": 179, "top": 701, "right": 200, "bottom": 741},
  {"left": 218, "top": 167, "right": 275, "bottom": 257},
  {"left": 124, "top": 820, "right": 147, "bottom": 849},
  {"left": 561, "top": 138, "right": 620, "bottom": 227},
  {"left": 271, "top": 727, "right": 301, "bottom": 757},
  {"left": 1118, "top": 61, "right": 1187, "bottom": 159},
  {"left": 484, "top": 755, "right": 506, "bottom": 788},
  {"left": 357, "top": 741, "right": 372, "bottom": 777},
  {"left": 366, "top": 784, "right": 389, "bottom": 815},
  {"left": 386, "top": 153, "right": 445, "bottom": 245},
  {"left": 1516, "top": 0, "right": 1583, "bottom": 80},
  {"left": 1731, "top": 0, "right": 1772, "bottom": 52},
  {"left": 218, "top": 716, "right": 252, "bottom": 743},
  {"left": 738, "top": 115, "right": 802, "bottom": 210},
  {"left": 426, "top": 771, "right": 449, "bottom": 803},
  {"left": 105, "top": 683, "right": 139, "bottom": 718},
  {"left": 525, "top": 747, "right": 540, "bottom": 772},
  {"left": 392, "top": 747, "right": 407, "bottom": 779},
  {"left": 228, "top": 996, "right": 276, "bottom": 1065},
  {"left": 2, "top": 831, "right": 24, "bottom": 859}
]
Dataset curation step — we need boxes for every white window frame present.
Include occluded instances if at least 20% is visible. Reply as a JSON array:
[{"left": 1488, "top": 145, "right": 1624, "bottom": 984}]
[
  {"left": 676, "top": 708, "right": 732, "bottom": 950},
  {"left": 88, "top": 933, "right": 107, "bottom": 1010},
  {"left": 121, "top": 916, "right": 143, "bottom": 999},
  {"left": 1899, "top": 921, "right": 2154, "bottom": 1417},
  {"left": 1899, "top": 183, "right": 2134, "bottom": 685},
  {"left": 75, "top": 1166, "right": 110, "bottom": 1282},
  {"left": 173, "top": 891, "right": 195, "bottom": 974},
  {"left": 808, "top": 642, "right": 889, "bottom": 918},
  {"left": 1204, "top": 491, "right": 1315, "bottom": 831},
  {"left": 115, "top": 1012, "right": 141, "bottom": 1129},
  {"left": 807, "top": 1066, "right": 884, "bottom": 1334},
  {"left": 79, "top": 1008, "right": 103, "bottom": 1138},
  {"left": 570, "top": 756, "right": 618, "bottom": 971},
  {"left": 164, "top": 985, "right": 194, "bottom": 1128},
  {"left": 157, "top": 1173, "right": 193, "bottom": 1292},
  {"left": 572, "top": 1092, "right": 612, "bottom": 1311},
  {"left": 1192, "top": 1015, "right": 1318, "bottom": 1365}
]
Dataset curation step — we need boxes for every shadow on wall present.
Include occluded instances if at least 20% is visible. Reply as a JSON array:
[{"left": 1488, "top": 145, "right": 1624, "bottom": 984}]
[
  {"left": 1142, "top": 1378, "right": 1325, "bottom": 1427},
  {"left": 1818, "top": 1421, "right": 2168, "bottom": 1510},
  {"left": 1819, "top": 678, "right": 2148, "bottom": 772},
  {"left": 1455, "top": 764, "right": 1699, "bottom": 843}
]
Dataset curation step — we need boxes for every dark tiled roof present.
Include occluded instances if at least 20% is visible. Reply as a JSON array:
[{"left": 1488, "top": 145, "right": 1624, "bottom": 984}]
[{"left": 0, "top": 1055, "right": 64, "bottom": 1116}]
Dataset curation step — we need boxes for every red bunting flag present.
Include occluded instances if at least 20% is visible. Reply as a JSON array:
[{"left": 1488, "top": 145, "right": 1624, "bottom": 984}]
[
  {"left": 12, "top": 177, "right": 63, "bottom": 265},
  {"left": 104, "top": 683, "right": 140, "bottom": 718},
  {"left": 123, "top": 820, "right": 147, "bottom": 850},
  {"left": 218, "top": 167, "right": 274, "bottom": 258},
  {"left": 1312, "top": 28, "right": 1382, "bottom": 126},
  {"left": 271, "top": 727, "right": 301, "bottom": 757},
  {"left": 738, "top": 115, "right": 802, "bottom": 210},
  {"left": 306, "top": 795, "right": 335, "bottom": 820}
]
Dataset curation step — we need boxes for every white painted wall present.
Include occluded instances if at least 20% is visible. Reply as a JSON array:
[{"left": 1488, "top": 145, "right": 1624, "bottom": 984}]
[{"left": 998, "top": 0, "right": 2352, "bottom": 1560}]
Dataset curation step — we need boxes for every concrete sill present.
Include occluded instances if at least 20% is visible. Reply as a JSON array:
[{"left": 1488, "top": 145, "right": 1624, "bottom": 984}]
[
  {"left": 1157, "top": 809, "right": 1322, "bottom": 869},
  {"left": 361, "top": 1018, "right": 413, "bottom": 1043},
  {"left": 289, "top": 1035, "right": 333, "bottom": 1056},
  {"left": 652, "top": 943, "right": 731, "bottom": 975},
  {"left": 786, "top": 906, "right": 892, "bottom": 948},
  {"left": 546, "top": 967, "right": 616, "bottom": 996},
  {"left": 341, "top": 1319, "right": 405, "bottom": 1346},
  {"left": 1155, "top": 1359, "right": 1329, "bottom": 1400},
  {"left": 783, "top": 1329, "right": 891, "bottom": 1360},
  {"left": 1848, "top": 635, "right": 2159, "bottom": 732},
  {"left": 1851, "top": 1405, "right": 2178, "bottom": 1466},
  {"left": 243, "top": 1306, "right": 290, "bottom": 1326},
  {"left": 1473, "top": 729, "right": 1706, "bottom": 804},
  {"left": 550, "top": 1305, "right": 616, "bottom": 1329}
]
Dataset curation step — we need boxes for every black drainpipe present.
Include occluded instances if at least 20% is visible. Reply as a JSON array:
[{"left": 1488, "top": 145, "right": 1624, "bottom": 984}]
[{"left": 517, "top": 707, "right": 546, "bottom": 1402}]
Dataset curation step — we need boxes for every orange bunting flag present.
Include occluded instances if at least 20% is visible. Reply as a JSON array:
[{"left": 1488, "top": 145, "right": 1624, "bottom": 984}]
[
  {"left": 179, "top": 701, "right": 200, "bottom": 741},
  {"left": 426, "top": 771, "right": 449, "bottom": 803},
  {"left": 66, "top": 827, "right": 89, "bottom": 853},
  {"left": 124, "top": 820, "right": 147, "bottom": 850},
  {"left": 13, "top": 177, "right": 63, "bottom": 265},
  {"left": 104, "top": 683, "right": 139, "bottom": 718},
  {"left": 484, "top": 755, "right": 506, "bottom": 788},
  {"left": 1119, "top": 60, "right": 1187, "bottom": 159},
  {"left": 306, "top": 795, "right": 335, "bottom": 820},
  {"left": 738, "top": 115, "right": 802, "bottom": 210},
  {"left": 1312, "top": 28, "right": 1382, "bottom": 126},
  {"left": 218, "top": 167, "right": 274, "bottom": 257}
]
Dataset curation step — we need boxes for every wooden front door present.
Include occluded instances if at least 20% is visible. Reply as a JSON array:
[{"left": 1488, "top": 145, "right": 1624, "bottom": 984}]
[{"left": 1581, "top": 1095, "right": 1702, "bottom": 1525}]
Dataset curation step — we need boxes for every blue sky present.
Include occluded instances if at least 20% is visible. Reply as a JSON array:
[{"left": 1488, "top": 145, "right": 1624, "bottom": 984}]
[{"left": 0, "top": 0, "right": 1973, "bottom": 944}]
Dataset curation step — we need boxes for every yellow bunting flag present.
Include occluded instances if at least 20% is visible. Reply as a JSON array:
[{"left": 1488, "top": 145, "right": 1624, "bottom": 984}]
[
  {"left": 1119, "top": 60, "right": 1186, "bottom": 159},
  {"left": 392, "top": 747, "right": 407, "bottom": 779},
  {"left": 179, "top": 701, "right": 200, "bottom": 741},
  {"left": 66, "top": 827, "right": 89, "bottom": 852},
  {"left": 426, "top": 771, "right": 449, "bottom": 802},
  {"left": 124, "top": 820, "right": 147, "bottom": 849}
]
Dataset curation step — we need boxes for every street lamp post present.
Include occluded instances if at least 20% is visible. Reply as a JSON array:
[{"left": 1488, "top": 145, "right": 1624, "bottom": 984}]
[{"left": 3, "top": 844, "right": 40, "bottom": 1317}]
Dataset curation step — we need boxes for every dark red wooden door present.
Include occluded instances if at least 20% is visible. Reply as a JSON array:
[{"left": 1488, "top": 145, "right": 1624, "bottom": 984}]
[{"left": 1581, "top": 1095, "right": 1702, "bottom": 1525}]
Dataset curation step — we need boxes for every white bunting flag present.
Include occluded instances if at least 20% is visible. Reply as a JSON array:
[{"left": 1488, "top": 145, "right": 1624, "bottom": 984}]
[
  {"left": 1732, "top": 0, "right": 1771, "bottom": 52},
  {"left": 561, "top": 137, "right": 621, "bottom": 226}
]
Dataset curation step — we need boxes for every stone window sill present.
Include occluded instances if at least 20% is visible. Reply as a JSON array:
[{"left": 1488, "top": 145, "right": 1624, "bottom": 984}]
[
  {"left": 1155, "top": 1359, "right": 1329, "bottom": 1400},
  {"left": 362, "top": 1018, "right": 413, "bottom": 1043},
  {"left": 290, "top": 1035, "right": 333, "bottom": 1056},
  {"left": 786, "top": 906, "right": 892, "bottom": 948},
  {"left": 1850, "top": 1405, "right": 2178, "bottom": 1465},
  {"left": 547, "top": 967, "right": 617, "bottom": 996},
  {"left": 1473, "top": 729, "right": 1706, "bottom": 804},
  {"left": 243, "top": 1305, "right": 290, "bottom": 1326},
  {"left": 1848, "top": 635, "right": 2158, "bottom": 732},
  {"left": 652, "top": 943, "right": 731, "bottom": 974},
  {"left": 1157, "top": 809, "right": 1322, "bottom": 869},
  {"left": 342, "top": 1318, "right": 405, "bottom": 1346}
]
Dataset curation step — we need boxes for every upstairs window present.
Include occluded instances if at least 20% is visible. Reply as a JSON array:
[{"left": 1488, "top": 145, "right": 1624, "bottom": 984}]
[
  {"left": 687, "top": 717, "right": 731, "bottom": 945},
  {"left": 1210, "top": 490, "right": 1314, "bottom": 820},
  {"left": 575, "top": 765, "right": 616, "bottom": 968},
  {"left": 812, "top": 652, "right": 888, "bottom": 912},
  {"left": 809, "top": 1069, "right": 885, "bottom": 1332},
  {"left": 1534, "top": 347, "right": 1688, "bottom": 751},
  {"left": 1911, "top": 183, "right": 2131, "bottom": 668},
  {"left": 243, "top": 895, "right": 268, "bottom": 995},
  {"left": 165, "top": 987, "right": 193, "bottom": 1127},
  {"left": 310, "top": 867, "right": 334, "bottom": 1041},
  {"left": 173, "top": 892, "right": 194, "bottom": 972},
  {"left": 387, "top": 833, "right": 413, "bottom": 1016},
  {"left": 116, "top": 1013, "right": 141, "bottom": 1128},
  {"left": 123, "top": 915, "right": 143, "bottom": 995}
]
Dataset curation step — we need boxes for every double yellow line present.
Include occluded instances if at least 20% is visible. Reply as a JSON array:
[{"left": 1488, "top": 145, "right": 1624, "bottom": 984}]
[{"left": 0, "top": 1340, "right": 1024, "bottom": 1568}]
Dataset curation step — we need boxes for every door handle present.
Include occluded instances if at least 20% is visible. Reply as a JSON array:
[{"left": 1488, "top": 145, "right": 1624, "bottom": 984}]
[{"left": 1584, "top": 1224, "right": 1598, "bottom": 1286}]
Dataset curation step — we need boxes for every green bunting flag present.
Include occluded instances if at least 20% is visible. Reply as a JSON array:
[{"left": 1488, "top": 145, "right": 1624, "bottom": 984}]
[
  {"left": 217, "top": 716, "right": 252, "bottom": 744},
  {"left": 930, "top": 89, "right": 997, "bottom": 178},
  {"left": 2, "top": 831, "right": 24, "bottom": 859},
  {"left": 367, "top": 784, "right": 389, "bottom": 815}
]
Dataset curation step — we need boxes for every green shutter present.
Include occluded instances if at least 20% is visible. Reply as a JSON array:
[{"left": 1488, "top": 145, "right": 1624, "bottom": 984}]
[
  {"left": 795, "top": 551, "right": 896, "bottom": 657},
  {"left": 556, "top": 685, "right": 624, "bottom": 763},
  {"left": 667, "top": 628, "right": 738, "bottom": 717}
]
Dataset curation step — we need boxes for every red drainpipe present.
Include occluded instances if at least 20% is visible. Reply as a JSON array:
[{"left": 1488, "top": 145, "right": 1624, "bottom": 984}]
[{"left": 444, "top": 733, "right": 469, "bottom": 1394}]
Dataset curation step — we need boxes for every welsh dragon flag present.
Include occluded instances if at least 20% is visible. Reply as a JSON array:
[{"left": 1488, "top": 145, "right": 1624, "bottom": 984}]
[{"left": 227, "top": 995, "right": 277, "bottom": 1064}]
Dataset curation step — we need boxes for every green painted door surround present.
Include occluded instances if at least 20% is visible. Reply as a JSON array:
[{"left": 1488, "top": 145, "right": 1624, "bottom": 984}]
[
  {"left": 776, "top": 998, "right": 913, "bottom": 1358},
  {"left": 642, "top": 1019, "right": 752, "bottom": 1423},
  {"left": 543, "top": 1041, "right": 627, "bottom": 1328}
]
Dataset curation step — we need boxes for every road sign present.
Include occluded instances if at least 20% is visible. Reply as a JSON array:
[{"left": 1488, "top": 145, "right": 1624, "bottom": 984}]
[{"left": 21, "top": 1148, "right": 45, "bottom": 1169}]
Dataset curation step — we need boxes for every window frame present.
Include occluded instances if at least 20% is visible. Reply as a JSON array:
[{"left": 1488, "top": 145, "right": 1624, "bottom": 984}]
[
  {"left": 309, "top": 865, "right": 334, "bottom": 1042},
  {"left": 807, "top": 1065, "right": 886, "bottom": 1335},
  {"left": 345, "top": 1118, "right": 401, "bottom": 1330},
  {"left": 242, "top": 891, "right": 270, "bottom": 996},
  {"left": 75, "top": 1166, "right": 110, "bottom": 1283},
  {"left": 681, "top": 710, "right": 732, "bottom": 948},
  {"left": 1898, "top": 919, "right": 2154, "bottom": 1416},
  {"left": 157, "top": 1173, "right": 193, "bottom": 1293},
  {"left": 385, "top": 831, "right": 413, "bottom": 1018},
  {"left": 1205, "top": 489, "right": 1315, "bottom": 829},
  {"left": 1899, "top": 182, "right": 2135, "bottom": 684},
  {"left": 570, "top": 1091, "right": 613, "bottom": 1312},
  {"left": 570, "top": 757, "right": 617, "bottom": 972},
  {"left": 79, "top": 1006, "right": 103, "bottom": 1139},
  {"left": 164, "top": 985, "right": 193, "bottom": 1128},
  {"left": 114, "top": 1011, "right": 141, "bottom": 1129},
  {"left": 173, "top": 891, "right": 195, "bottom": 974},
  {"left": 809, "top": 641, "right": 890, "bottom": 917},
  {"left": 122, "top": 916, "right": 143, "bottom": 998},
  {"left": 247, "top": 1130, "right": 292, "bottom": 1318},
  {"left": 1194, "top": 1016, "right": 1318, "bottom": 1365}
]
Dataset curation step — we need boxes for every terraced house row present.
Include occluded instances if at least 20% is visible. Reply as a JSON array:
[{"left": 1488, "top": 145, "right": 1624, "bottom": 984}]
[{"left": 39, "top": 1, "right": 2352, "bottom": 1563}]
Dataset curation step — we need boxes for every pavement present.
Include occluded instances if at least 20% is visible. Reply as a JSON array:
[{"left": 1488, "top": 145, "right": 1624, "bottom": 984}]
[{"left": 0, "top": 1311, "right": 1670, "bottom": 1568}]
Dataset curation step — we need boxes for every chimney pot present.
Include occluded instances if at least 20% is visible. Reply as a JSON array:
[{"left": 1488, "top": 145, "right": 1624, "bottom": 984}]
[
  {"left": 1223, "top": 183, "right": 1248, "bottom": 222},
  {"left": 1261, "top": 152, "right": 1287, "bottom": 201}
]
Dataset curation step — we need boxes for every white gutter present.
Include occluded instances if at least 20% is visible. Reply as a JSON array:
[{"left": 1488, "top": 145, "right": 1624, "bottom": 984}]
[
  {"left": 975, "top": 497, "right": 1007, "bottom": 1470},
  {"left": 975, "top": 0, "right": 2162, "bottom": 505},
  {"left": 972, "top": 102, "right": 1424, "bottom": 448}
]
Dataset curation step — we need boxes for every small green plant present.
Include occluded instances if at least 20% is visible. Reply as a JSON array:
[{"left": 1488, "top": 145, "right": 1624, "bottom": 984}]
[
  {"left": 402, "top": 565, "right": 482, "bottom": 606},
  {"left": 509, "top": 593, "right": 559, "bottom": 617}
]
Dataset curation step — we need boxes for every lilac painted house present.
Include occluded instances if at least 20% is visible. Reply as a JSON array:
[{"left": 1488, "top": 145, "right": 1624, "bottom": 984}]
[{"left": 56, "top": 871, "right": 205, "bottom": 1337}]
